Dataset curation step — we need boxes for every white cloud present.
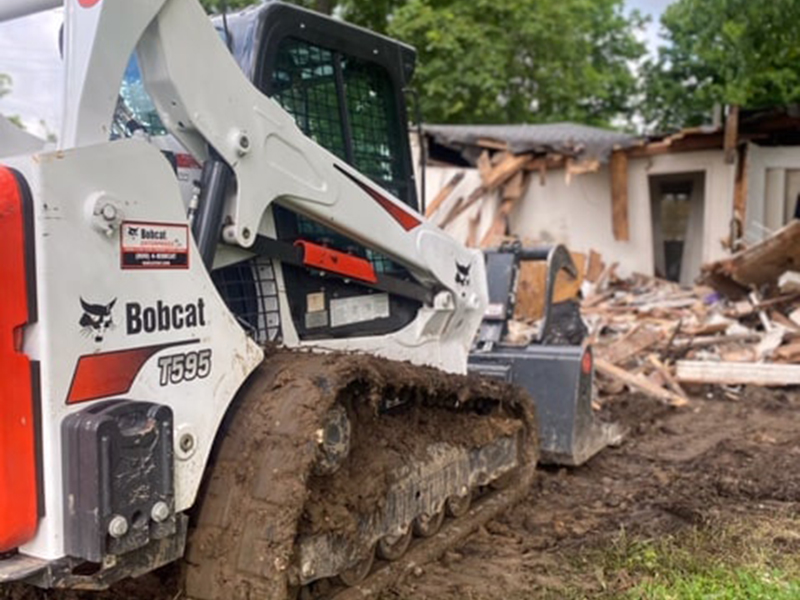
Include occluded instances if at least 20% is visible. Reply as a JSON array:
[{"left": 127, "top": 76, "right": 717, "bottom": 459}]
[
  {"left": 626, "top": 0, "right": 676, "bottom": 58},
  {"left": 0, "top": 8, "right": 63, "bottom": 138}
]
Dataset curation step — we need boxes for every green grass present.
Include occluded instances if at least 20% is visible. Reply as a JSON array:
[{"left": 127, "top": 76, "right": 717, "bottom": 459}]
[
  {"left": 630, "top": 568, "right": 800, "bottom": 600},
  {"left": 555, "top": 515, "right": 800, "bottom": 600}
]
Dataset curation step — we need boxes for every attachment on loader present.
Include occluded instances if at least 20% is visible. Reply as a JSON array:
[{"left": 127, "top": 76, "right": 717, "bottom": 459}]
[{"left": 469, "top": 242, "right": 623, "bottom": 466}]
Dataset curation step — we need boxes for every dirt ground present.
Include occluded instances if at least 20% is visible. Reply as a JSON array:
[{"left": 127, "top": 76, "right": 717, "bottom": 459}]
[
  {"left": 385, "top": 385, "right": 800, "bottom": 599},
  {"left": 4, "top": 384, "right": 800, "bottom": 599}
]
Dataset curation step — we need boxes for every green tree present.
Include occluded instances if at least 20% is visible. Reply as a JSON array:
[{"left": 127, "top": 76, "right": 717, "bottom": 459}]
[
  {"left": 196, "top": 0, "right": 644, "bottom": 126},
  {"left": 199, "top": 0, "right": 337, "bottom": 15},
  {"left": 198, "top": 0, "right": 398, "bottom": 29},
  {"left": 642, "top": 0, "right": 800, "bottom": 132},
  {"left": 387, "top": 0, "right": 645, "bottom": 125}
]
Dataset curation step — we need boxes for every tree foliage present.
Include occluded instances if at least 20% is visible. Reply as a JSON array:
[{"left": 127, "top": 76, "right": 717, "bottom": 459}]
[
  {"left": 199, "top": 0, "right": 336, "bottom": 15},
  {"left": 387, "top": 0, "right": 645, "bottom": 125},
  {"left": 643, "top": 0, "right": 800, "bottom": 132},
  {"left": 196, "top": 0, "right": 645, "bottom": 126},
  {"left": 197, "top": 0, "right": 397, "bottom": 31}
]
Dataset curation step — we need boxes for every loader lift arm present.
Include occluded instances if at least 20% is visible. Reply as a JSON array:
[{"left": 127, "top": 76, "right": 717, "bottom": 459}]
[{"left": 62, "top": 0, "right": 484, "bottom": 319}]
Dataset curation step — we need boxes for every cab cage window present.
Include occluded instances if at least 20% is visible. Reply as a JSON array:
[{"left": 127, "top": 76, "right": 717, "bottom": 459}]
[{"left": 262, "top": 36, "right": 416, "bottom": 211}]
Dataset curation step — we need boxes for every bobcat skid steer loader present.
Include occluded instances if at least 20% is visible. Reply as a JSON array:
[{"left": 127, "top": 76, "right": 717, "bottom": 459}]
[{"left": 0, "top": 1, "right": 611, "bottom": 598}]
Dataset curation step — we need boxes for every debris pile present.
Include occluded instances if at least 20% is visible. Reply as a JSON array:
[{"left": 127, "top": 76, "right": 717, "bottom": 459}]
[{"left": 583, "top": 221, "right": 800, "bottom": 405}]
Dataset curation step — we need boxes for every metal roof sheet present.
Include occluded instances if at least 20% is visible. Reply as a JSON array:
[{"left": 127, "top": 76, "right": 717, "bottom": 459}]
[{"left": 423, "top": 122, "right": 638, "bottom": 164}]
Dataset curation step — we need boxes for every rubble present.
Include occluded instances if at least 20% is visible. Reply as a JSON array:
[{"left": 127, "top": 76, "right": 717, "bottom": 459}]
[
  {"left": 583, "top": 227, "right": 800, "bottom": 403},
  {"left": 478, "top": 221, "right": 800, "bottom": 407}
]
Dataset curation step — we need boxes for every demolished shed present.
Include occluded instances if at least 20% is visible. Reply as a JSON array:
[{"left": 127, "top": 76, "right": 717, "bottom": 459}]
[{"left": 420, "top": 107, "right": 800, "bottom": 287}]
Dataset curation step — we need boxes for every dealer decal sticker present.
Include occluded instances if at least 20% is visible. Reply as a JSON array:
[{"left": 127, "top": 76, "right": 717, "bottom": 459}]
[{"left": 121, "top": 221, "right": 189, "bottom": 269}]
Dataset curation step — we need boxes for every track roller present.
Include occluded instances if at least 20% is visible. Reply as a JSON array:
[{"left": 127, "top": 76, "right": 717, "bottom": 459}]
[
  {"left": 412, "top": 508, "right": 445, "bottom": 538},
  {"left": 336, "top": 547, "right": 375, "bottom": 587},
  {"left": 445, "top": 491, "right": 472, "bottom": 518},
  {"left": 377, "top": 528, "right": 413, "bottom": 561}
]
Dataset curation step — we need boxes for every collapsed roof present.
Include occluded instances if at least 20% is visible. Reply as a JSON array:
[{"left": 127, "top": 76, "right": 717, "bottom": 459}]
[{"left": 423, "top": 122, "right": 637, "bottom": 166}]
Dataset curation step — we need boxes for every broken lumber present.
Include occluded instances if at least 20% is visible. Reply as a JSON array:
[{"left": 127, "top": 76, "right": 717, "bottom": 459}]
[
  {"left": 595, "top": 358, "right": 689, "bottom": 406},
  {"left": 610, "top": 150, "right": 630, "bottom": 241},
  {"left": 701, "top": 220, "right": 800, "bottom": 297},
  {"left": 675, "top": 360, "right": 800, "bottom": 386},
  {"left": 647, "top": 354, "right": 689, "bottom": 400},
  {"left": 597, "top": 325, "right": 662, "bottom": 365},
  {"left": 425, "top": 171, "right": 465, "bottom": 217},
  {"left": 514, "top": 251, "right": 585, "bottom": 321}
]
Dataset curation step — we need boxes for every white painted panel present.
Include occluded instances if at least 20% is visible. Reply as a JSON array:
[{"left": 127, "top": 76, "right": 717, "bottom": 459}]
[
  {"left": 785, "top": 170, "right": 800, "bottom": 223},
  {"left": 764, "top": 168, "right": 786, "bottom": 233}
]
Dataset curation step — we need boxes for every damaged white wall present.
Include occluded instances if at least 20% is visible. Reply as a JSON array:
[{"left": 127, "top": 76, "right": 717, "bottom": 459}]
[{"left": 423, "top": 149, "right": 737, "bottom": 282}]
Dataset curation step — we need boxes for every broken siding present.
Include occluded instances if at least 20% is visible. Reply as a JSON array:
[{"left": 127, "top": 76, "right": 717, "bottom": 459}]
[
  {"left": 508, "top": 165, "right": 653, "bottom": 277},
  {"left": 422, "top": 148, "right": 738, "bottom": 281}
]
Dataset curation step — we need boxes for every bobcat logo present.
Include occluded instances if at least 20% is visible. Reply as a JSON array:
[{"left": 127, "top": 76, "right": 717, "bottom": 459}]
[
  {"left": 127, "top": 226, "right": 140, "bottom": 238},
  {"left": 455, "top": 262, "right": 471, "bottom": 286},
  {"left": 80, "top": 298, "right": 117, "bottom": 343}
]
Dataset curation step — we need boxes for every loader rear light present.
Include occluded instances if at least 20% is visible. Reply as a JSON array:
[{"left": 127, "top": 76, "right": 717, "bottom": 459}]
[
  {"left": 0, "top": 166, "right": 39, "bottom": 553},
  {"left": 581, "top": 348, "right": 593, "bottom": 375}
]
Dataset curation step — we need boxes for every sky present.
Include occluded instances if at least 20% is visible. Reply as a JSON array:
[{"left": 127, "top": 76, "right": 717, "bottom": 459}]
[
  {"left": 0, "top": 8, "right": 62, "bottom": 137},
  {"left": 0, "top": 0, "right": 676, "bottom": 139}
]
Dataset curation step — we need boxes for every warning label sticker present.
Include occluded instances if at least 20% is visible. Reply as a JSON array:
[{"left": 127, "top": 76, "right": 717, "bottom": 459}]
[
  {"left": 330, "top": 293, "right": 390, "bottom": 328},
  {"left": 121, "top": 221, "right": 189, "bottom": 270}
]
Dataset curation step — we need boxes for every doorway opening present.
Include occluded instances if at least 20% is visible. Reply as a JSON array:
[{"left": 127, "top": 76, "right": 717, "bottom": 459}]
[{"left": 649, "top": 172, "right": 705, "bottom": 286}]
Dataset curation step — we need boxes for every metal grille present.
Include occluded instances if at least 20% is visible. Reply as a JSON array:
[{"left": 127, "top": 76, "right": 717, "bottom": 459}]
[
  {"left": 211, "top": 258, "right": 282, "bottom": 344},
  {"left": 343, "top": 56, "right": 405, "bottom": 201},
  {"left": 271, "top": 39, "right": 347, "bottom": 161},
  {"left": 269, "top": 36, "right": 408, "bottom": 276}
]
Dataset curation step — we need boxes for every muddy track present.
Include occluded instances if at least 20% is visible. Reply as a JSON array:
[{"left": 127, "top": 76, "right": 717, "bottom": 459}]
[{"left": 1, "top": 349, "right": 538, "bottom": 600}]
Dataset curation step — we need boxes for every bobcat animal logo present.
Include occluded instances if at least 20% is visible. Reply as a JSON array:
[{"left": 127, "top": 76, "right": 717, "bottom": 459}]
[
  {"left": 79, "top": 298, "right": 117, "bottom": 343},
  {"left": 455, "top": 262, "right": 471, "bottom": 286},
  {"left": 127, "top": 226, "right": 140, "bottom": 238}
]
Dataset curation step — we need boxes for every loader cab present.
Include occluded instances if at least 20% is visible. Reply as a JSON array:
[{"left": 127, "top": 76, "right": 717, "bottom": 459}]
[
  {"left": 225, "top": 1, "right": 418, "bottom": 209},
  {"left": 215, "top": 2, "right": 423, "bottom": 342}
]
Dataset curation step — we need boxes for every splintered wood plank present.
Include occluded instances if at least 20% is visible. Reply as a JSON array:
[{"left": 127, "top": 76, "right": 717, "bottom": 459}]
[
  {"left": 701, "top": 221, "right": 800, "bottom": 293},
  {"left": 502, "top": 170, "right": 526, "bottom": 201},
  {"left": 647, "top": 354, "right": 689, "bottom": 400},
  {"left": 513, "top": 251, "right": 585, "bottom": 320},
  {"left": 596, "top": 325, "right": 662, "bottom": 365},
  {"left": 774, "top": 341, "right": 800, "bottom": 362},
  {"left": 476, "top": 137, "right": 509, "bottom": 151},
  {"left": 585, "top": 249, "right": 605, "bottom": 283},
  {"left": 676, "top": 360, "right": 800, "bottom": 386},
  {"left": 595, "top": 358, "right": 688, "bottom": 406},
  {"left": 425, "top": 171, "right": 466, "bottom": 218},
  {"left": 477, "top": 150, "right": 493, "bottom": 181},
  {"left": 610, "top": 150, "right": 630, "bottom": 241},
  {"left": 440, "top": 153, "right": 530, "bottom": 228},
  {"left": 483, "top": 153, "right": 532, "bottom": 190}
]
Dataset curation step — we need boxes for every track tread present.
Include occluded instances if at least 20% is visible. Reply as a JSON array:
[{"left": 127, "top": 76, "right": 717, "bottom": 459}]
[{"left": 184, "top": 350, "right": 538, "bottom": 600}]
